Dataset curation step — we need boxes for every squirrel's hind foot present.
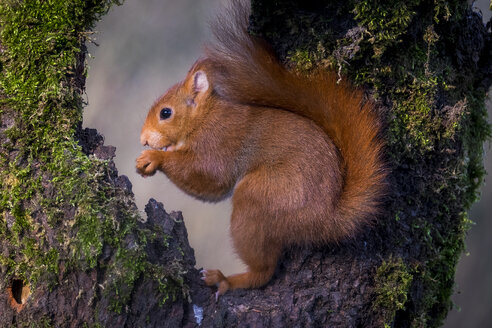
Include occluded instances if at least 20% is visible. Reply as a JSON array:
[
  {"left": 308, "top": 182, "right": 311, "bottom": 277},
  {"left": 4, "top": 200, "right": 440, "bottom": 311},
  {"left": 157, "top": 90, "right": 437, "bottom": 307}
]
[{"left": 200, "top": 269, "right": 230, "bottom": 299}]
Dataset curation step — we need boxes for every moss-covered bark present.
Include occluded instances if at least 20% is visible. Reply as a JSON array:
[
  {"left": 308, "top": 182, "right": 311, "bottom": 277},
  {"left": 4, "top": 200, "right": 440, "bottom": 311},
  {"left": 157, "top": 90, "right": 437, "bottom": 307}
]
[
  {"left": 0, "top": 1, "right": 193, "bottom": 326},
  {"left": 0, "top": 0, "right": 490, "bottom": 327},
  {"left": 250, "top": 0, "right": 491, "bottom": 326}
]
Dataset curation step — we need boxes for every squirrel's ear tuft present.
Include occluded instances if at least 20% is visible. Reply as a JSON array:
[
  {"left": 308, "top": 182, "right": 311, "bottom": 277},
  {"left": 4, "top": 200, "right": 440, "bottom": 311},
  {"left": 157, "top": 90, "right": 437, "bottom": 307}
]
[{"left": 193, "top": 71, "right": 209, "bottom": 93}]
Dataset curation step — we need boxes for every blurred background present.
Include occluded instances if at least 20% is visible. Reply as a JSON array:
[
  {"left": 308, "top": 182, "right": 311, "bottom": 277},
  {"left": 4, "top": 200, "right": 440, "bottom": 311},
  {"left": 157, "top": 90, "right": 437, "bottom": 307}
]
[{"left": 82, "top": 0, "right": 491, "bottom": 326}]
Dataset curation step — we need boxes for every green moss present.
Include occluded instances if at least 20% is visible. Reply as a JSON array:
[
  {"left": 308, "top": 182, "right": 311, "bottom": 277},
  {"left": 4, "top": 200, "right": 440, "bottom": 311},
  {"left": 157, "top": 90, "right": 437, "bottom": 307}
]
[
  {"left": 287, "top": 49, "right": 314, "bottom": 70},
  {"left": 390, "top": 77, "right": 440, "bottom": 151},
  {"left": 374, "top": 257, "right": 413, "bottom": 325},
  {"left": 33, "top": 317, "right": 55, "bottom": 328},
  {"left": 461, "top": 92, "right": 492, "bottom": 206},
  {"left": 0, "top": 0, "right": 187, "bottom": 316},
  {"left": 352, "top": 0, "right": 420, "bottom": 58},
  {"left": 1, "top": 0, "right": 119, "bottom": 280}
]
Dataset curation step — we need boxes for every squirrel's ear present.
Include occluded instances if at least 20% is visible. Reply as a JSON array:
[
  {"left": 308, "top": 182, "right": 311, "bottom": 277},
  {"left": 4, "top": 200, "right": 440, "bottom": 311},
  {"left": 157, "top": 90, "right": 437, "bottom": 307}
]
[{"left": 193, "top": 71, "right": 209, "bottom": 94}]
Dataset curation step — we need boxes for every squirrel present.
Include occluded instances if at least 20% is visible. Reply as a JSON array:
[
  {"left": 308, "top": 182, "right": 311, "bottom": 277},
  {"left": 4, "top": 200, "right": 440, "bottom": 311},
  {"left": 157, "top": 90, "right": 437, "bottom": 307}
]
[{"left": 136, "top": 2, "right": 386, "bottom": 298}]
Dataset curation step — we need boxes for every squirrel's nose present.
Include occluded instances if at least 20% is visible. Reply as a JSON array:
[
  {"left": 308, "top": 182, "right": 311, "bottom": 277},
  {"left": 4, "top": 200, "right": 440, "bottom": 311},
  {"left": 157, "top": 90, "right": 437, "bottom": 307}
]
[
  {"left": 140, "top": 134, "right": 149, "bottom": 146},
  {"left": 140, "top": 131, "right": 149, "bottom": 146}
]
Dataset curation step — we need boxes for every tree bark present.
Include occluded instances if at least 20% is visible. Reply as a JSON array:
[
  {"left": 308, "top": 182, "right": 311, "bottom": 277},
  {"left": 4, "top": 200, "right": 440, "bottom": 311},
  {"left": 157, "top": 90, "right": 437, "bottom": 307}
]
[{"left": 0, "top": 0, "right": 490, "bottom": 327}]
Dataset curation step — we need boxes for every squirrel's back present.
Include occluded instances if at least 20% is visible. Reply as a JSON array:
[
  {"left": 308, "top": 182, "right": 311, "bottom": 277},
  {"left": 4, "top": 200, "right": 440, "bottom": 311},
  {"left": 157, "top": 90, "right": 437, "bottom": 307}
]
[{"left": 205, "top": 1, "right": 386, "bottom": 239}]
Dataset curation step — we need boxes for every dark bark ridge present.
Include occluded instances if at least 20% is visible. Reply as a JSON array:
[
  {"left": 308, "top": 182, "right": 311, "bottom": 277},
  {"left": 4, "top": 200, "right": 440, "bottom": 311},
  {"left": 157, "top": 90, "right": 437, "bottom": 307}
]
[{"left": 0, "top": 0, "right": 491, "bottom": 327}]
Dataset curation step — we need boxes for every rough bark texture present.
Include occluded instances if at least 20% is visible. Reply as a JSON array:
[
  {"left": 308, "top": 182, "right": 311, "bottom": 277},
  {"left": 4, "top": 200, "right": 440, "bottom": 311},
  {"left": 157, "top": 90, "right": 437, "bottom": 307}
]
[{"left": 0, "top": 0, "right": 491, "bottom": 327}]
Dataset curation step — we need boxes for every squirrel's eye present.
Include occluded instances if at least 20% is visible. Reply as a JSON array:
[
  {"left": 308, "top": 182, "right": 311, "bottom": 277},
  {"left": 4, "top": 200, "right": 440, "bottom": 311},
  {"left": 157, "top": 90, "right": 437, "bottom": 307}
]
[{"left": 159, "top": 107, "right": 173, "bottom": 120}]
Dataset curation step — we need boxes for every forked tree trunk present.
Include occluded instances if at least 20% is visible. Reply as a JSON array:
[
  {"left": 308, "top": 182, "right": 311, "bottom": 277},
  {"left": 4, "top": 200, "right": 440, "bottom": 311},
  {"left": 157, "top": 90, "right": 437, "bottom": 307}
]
[{"left": 0, "top": 0, "right": 490, "bottom": 327}]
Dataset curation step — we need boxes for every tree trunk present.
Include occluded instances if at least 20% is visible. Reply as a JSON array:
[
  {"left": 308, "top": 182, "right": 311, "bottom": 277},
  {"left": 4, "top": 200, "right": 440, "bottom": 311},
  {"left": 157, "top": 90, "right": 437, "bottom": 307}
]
[{"left": 0, "top": 0, "right": 490, "bottom": 327}]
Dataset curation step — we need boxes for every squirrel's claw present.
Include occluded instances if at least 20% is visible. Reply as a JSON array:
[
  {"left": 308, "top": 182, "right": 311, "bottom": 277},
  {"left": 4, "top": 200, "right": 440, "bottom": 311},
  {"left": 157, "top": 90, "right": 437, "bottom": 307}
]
[
  {"left": 199, "top": 269, "right": 207, "bottom": 281},
  {"left": 200, "top": 269, "right": 230, "bottom": 299}
]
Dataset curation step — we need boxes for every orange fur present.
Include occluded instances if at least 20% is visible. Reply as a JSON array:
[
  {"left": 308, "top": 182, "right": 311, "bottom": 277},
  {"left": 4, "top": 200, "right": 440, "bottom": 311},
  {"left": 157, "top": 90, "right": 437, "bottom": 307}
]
[{"left": 136, "top": 2, "right": 386, "bottom": 296}]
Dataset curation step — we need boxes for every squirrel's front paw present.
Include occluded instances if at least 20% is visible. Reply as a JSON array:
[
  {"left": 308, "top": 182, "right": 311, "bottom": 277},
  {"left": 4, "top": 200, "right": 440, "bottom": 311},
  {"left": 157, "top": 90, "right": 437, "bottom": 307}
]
[
  {"left": 200, "top": 269, "right": 230, "bottom": 300},
  {"left": 136, "top": 150, "right": 161, "bottom": 177}
]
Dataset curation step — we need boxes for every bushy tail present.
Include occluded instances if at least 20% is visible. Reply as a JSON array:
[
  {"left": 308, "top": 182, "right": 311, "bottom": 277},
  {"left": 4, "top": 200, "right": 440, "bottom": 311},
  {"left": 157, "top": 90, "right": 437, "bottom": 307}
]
[{"left": 206, "top": 1, "right": 386, "bottom": 231}]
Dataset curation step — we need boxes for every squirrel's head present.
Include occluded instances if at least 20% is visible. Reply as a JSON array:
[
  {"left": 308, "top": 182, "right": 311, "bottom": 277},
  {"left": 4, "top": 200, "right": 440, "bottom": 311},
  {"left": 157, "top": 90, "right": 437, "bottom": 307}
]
[{"left": 140, "top": 62, "right": 212, "bottom": 152}]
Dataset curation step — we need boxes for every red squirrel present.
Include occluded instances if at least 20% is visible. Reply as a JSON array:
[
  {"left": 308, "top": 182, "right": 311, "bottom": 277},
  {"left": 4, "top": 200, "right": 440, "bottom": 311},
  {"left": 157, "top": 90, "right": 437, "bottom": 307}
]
[{"left": 136, "top": 3, "right": 385, "bottom": 297}]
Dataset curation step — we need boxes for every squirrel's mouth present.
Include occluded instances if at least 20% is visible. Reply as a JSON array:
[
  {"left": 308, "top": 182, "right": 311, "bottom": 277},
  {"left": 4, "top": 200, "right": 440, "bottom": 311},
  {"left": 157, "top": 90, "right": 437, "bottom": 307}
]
[
  {"left": 160, "top": 145, "right": 171, "bottom": 152},
  {"left": 153, "top": 140, "right": 185, "bottom": 152}
]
